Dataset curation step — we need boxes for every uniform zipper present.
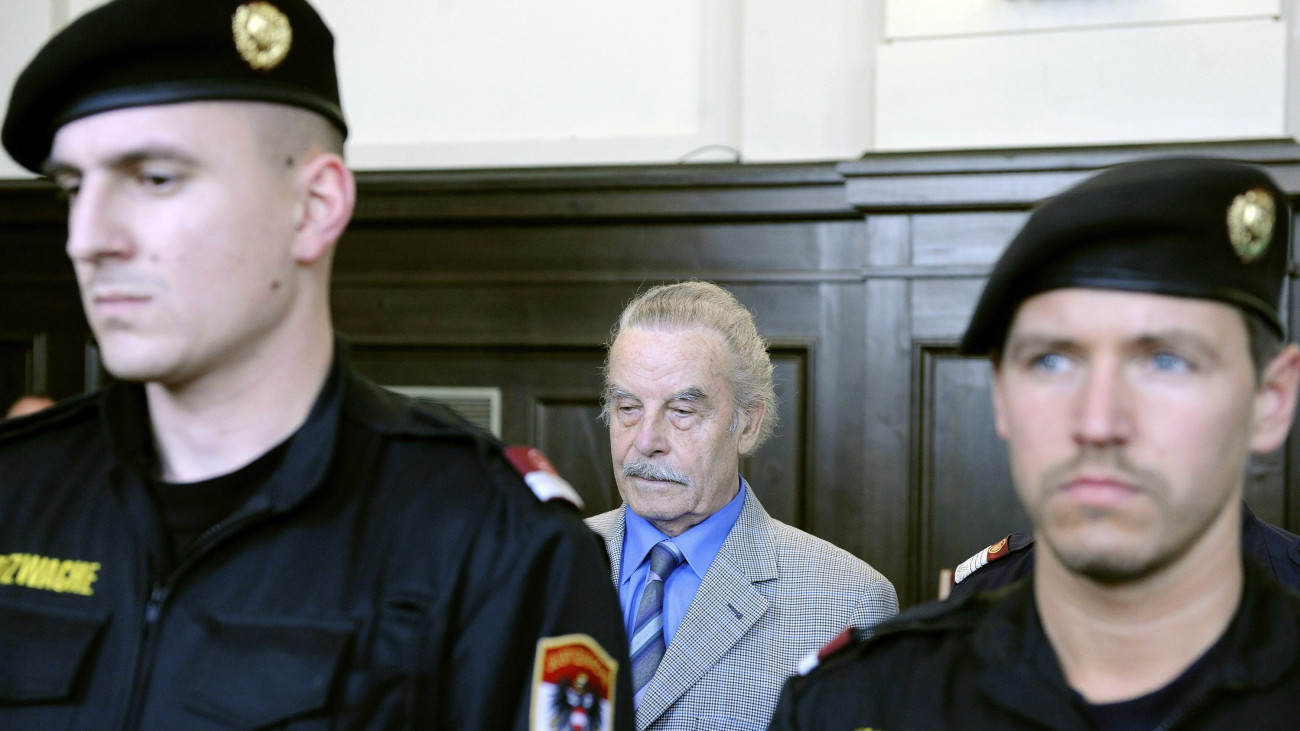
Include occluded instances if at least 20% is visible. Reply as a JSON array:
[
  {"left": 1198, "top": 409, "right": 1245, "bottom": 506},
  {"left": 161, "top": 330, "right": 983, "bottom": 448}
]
[
  {"left": 120, "top": 502, "right": 273, "bottom": 728},
  {"left": 144, "top": 583, "right": 166, "bottom": 625},
  {"left": 122, "top": 582, "right": 168, "bottom": 728}
]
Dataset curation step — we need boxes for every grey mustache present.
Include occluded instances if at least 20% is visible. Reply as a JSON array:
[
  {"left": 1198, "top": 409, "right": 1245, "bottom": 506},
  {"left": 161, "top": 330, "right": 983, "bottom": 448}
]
[{"left": 622, "top": 460, "right": 691, "bottom": 486}]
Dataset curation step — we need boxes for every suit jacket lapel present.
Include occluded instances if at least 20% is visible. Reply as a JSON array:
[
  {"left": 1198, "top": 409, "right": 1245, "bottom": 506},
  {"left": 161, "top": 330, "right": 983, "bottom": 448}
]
[
  {"left": 591, "top": 506, "right": 626, "bottom": 585},
  {"left": 635, "top": 485, "right": 777, "bottom": 729}
]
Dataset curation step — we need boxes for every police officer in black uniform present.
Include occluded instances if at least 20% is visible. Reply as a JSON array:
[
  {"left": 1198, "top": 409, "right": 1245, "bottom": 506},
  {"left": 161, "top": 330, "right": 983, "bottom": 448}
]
[
  {"left": 770, "top": 157, "right": 1300, "bottom": 730},
  {"left": 0, "top": 1, "right": 632, "bottom": 728}
]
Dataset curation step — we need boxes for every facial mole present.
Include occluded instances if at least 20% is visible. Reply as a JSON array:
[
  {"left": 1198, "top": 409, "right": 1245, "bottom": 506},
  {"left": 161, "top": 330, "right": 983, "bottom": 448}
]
[
  {"left": 270, "top": 279, "right": 281, "bottom": 291},
  {"left": 284, "top": 156, "right": 295, "bottom": 168}
]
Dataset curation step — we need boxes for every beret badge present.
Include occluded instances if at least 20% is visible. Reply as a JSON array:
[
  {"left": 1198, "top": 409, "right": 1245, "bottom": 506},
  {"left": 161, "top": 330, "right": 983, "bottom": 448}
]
[
  {"left": 1226, "top": 188, "right": 1276, "bottom": 263},
  {"left": 232, "top": 2, "right": 293, "bottom": 71}
]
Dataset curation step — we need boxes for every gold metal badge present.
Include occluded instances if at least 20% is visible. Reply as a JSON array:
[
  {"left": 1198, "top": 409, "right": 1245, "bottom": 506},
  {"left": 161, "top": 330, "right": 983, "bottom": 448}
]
[
  {"left": 232, "top": 2, "right": 293, "bottom": 71},
  {"left": 1227, "top": 188, "right": 1275, "bottom": 263}
]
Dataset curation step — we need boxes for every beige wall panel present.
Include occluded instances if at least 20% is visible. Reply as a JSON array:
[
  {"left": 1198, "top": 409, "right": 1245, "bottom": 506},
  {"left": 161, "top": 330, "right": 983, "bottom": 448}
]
[
  {"left": 322, "top": 0, "right": 742, "bottom": 169},
  {"left": 885, "top": 0, "right": 1280, "bottom": 39},
  {"left": 876, "top": 18, "right": 1286, "bottom": 150},
  {"left": 0, "top": 1, "right": 56, "bottom": 178},
  {"left": 740, "top": 0, "right": 881, "bottom": 162}
]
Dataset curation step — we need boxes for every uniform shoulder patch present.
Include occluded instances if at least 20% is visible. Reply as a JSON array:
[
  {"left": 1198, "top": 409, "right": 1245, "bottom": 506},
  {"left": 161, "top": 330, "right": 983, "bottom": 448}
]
[
  {"left": 953, "top": 533, "right": 1033, "bottom": 585},
  {"left": 531, "top": 634, "right": 617, "bottom": 731},
  {"left": 505, "top": 446, "right": 585, "bottom": 510}
]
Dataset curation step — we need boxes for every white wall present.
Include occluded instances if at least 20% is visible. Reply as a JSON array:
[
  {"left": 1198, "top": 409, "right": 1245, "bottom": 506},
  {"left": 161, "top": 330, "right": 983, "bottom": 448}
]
[
  {"left": 1, "top": 1, "right": 59, "bottom": 179},
  {"left": 875, "top": 0, "right": 1291, "bottom": 150},
  {"left": 1, "top": 0, "right": 1298, "bottom": 178},
  {"left": 0, "top": 0, "right": 882, "bottom": 176}
]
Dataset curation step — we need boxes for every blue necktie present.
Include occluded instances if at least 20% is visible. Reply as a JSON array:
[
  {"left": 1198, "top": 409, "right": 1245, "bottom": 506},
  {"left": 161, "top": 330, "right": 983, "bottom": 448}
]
[{"left": 629, "top": 539, "right": 685, "bottom": 706}]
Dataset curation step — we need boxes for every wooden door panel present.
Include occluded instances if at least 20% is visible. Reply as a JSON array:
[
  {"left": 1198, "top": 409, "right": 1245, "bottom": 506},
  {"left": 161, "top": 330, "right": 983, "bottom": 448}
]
[{"left": 917, "top": 346, "right": 1029, "bottom": 598}]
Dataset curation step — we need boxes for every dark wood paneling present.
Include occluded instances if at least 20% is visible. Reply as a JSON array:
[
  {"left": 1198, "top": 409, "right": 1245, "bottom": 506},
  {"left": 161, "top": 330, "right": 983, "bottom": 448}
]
[
  {"left": 336, "top": 220, "right": 867, "bottom": 280},
  {"left": 0, "top": 333, "right": 45, "bottom": 411},
  {"left": 6, "top": 147, "right": 1300, "bottom": 608},
  {"left": 534, "top": 396, "right": 620, "bottom": 515},
  {"left": 742, "top": 351, "right": 808, "bottom": 527},
  {"left": 352, "top": 165, "right": 859, "bottom": 222},
  {"left": 916, "top": 346, "right": 1029, "bottom": 595}
]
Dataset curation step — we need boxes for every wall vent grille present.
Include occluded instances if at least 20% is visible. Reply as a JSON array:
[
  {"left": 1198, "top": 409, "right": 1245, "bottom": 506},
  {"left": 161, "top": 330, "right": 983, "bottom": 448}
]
[{"left": 384, "top": 385, "right": 502, "bottom": 438}]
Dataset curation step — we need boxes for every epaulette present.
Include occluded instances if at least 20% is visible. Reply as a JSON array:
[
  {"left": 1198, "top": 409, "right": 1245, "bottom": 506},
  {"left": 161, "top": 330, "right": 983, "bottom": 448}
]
[
  {"left": 953, "top": 532, "right": 1035, "bottom": 585},
  {"left": 504, "top": 446, "right": 585, "bottom": 510},
  {"left": 795, "top": 592, "right": 993, "bottom": 676},
  {"left": 795, "top": 626, "right": 860, "bottom": 676}
]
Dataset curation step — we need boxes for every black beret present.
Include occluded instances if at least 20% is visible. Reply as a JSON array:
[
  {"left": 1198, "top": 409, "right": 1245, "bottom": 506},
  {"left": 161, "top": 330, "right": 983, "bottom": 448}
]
[
  {"left": 960, "top": 157, "right": 1291, "bottom": 355},
  {"left": 2, "top": 0, "right": 346, "bottom": 174}
]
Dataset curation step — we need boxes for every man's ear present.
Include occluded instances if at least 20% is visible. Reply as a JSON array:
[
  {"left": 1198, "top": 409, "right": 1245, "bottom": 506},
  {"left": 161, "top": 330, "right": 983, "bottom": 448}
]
[
  {"left": 736, "top": 402, "right": 766, "bottom": 455},
  {"left": 1250, "top": 343, "right": 1300, "bottom": 454},
  {"left": 292, "top": 151, "right": 355, "bottom": 264}
]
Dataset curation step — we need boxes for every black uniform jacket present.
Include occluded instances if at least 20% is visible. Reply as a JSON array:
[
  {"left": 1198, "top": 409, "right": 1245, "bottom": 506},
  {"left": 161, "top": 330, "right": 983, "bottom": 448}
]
[
  {"left": 771, "top": 557, "right": 1300, "bottom": 730},
  {"left": 0, "top": 342, "right": 633, "bottom": 729},
  {"left": 949, "top": 502, "right": 1300, "bottom": 599}
]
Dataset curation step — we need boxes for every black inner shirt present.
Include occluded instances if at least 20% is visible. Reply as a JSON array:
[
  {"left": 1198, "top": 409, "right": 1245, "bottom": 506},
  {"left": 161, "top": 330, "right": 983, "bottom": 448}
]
[
  {"left": 1078, "top": 633, "right": 1224, "bottom": 731},
  {"left": 147, "top": 437, "right": 292, "bottom": 559}
]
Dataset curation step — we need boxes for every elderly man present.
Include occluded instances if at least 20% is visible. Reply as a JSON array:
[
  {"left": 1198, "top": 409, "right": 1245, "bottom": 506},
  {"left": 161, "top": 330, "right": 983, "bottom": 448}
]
[
  {"left": 771, "top": 157, "right": 1300, "bottom": 729},
  {"left": 587, "top": 280, "right": 897, "bottom": 730},
  {"left": 0, "top": 1, "right": 630, "bottom": 728}
]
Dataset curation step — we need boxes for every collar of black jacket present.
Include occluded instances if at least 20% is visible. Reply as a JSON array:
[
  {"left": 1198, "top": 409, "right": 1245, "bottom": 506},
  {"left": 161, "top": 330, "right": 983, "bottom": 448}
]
[
  {"left": 99, "top": 333, "right": 487, "bottom": 513},
  {"left": 100, "top": 336, "right": 347, "bottom": 514},
  {"left": 972, "top": 556, "right": 1300, "bottom": 724}
]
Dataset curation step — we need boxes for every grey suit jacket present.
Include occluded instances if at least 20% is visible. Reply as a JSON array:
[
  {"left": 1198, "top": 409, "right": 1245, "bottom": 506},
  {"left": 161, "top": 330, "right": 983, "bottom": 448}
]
[{"left": 586, "top": 484, "right": 898, "bottom": 731}]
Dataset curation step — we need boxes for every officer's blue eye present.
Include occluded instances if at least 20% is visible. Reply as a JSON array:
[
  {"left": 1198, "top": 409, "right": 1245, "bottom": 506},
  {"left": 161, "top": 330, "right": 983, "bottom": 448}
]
[
  {"left": 1031, "top": 352, "right": 1072, "bottom": 373},
  {"left": 1150, "top": 352, "right": 1191, "bottom": 372}
]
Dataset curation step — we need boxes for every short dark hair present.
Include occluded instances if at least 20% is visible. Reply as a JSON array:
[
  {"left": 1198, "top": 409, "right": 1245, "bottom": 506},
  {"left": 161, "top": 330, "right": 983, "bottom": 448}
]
[
  {"left": 247, "top": 102, "right": 346, "bottom": 167},
  {"left": 1244, "top": 309, "right": 1284, "bottom": 380}
]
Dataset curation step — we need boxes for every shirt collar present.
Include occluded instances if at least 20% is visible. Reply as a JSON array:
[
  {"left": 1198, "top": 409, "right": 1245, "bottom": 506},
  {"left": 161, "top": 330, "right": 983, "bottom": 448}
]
[{"left": 620, "top": 475, "right": 748, "bottom": 585}]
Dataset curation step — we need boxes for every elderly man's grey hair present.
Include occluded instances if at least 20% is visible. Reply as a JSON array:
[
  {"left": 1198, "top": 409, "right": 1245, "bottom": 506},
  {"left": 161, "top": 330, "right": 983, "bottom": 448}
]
[{"left": 600, "top": 280, "right": 777, "bottom": 451}]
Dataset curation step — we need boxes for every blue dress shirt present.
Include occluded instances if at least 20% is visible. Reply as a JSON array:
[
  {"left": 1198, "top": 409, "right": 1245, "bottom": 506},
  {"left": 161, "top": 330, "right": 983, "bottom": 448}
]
[{"left": 618, "top": 475, "right": 748, "bottom": 648}]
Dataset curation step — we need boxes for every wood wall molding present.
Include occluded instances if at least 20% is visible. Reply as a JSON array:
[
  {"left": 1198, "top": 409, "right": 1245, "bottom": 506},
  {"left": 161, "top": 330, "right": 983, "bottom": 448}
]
[{"left": 840, "top": 139, "right": 1300, "bottom": 210}]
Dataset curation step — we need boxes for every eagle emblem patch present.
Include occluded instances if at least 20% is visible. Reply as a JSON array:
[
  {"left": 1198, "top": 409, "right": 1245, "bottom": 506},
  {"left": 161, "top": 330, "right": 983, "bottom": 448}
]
[{"left": 531, "top": 634, "right": 618, "bottom": 731}]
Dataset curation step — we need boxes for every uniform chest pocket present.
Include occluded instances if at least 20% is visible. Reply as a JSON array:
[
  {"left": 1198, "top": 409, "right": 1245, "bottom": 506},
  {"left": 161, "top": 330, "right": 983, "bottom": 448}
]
[
  {"left": 182, "top": 613, "right": 356, "bottom": 729},
  {"left": 0, "top": 599, "right": 107, "bottom": 703}
]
